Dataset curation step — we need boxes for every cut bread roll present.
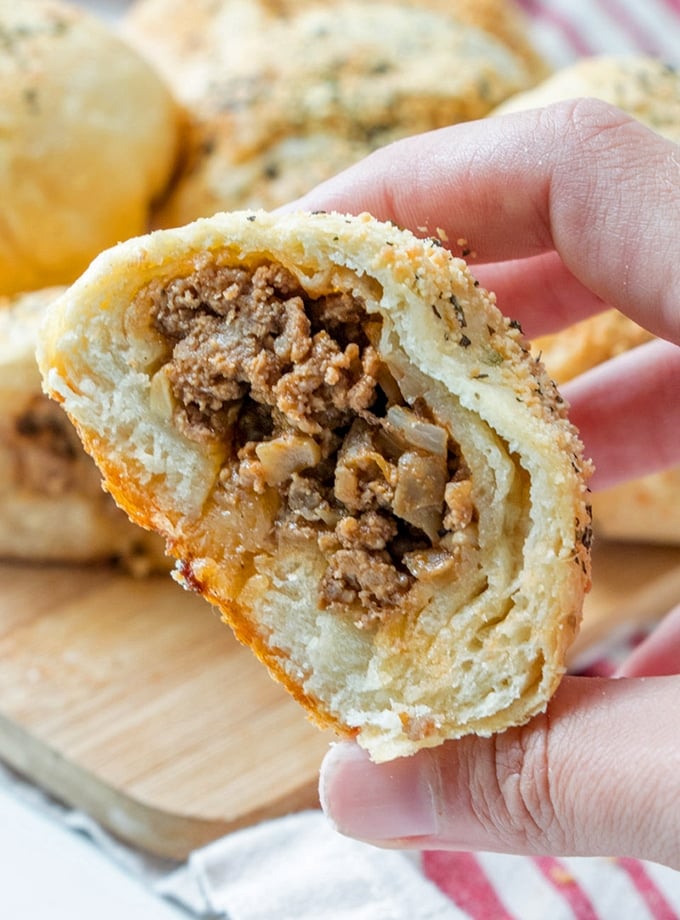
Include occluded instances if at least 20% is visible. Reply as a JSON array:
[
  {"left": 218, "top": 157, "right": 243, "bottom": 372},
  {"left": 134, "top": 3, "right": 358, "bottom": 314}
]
[
  {"left": 38, "top": 211, "right": 592, "bottom": 761},
  {"left": 0, "top": 288, "right": 168, "bottom": 571}
]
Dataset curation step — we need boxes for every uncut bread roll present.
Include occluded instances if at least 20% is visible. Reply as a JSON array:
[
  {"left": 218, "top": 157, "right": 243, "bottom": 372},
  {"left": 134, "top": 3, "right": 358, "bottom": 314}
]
[
  {"left": 0, "top": 0, "right": 181, "bottom": 296},
  {"left": 587, "top": 470, "right": 680, "bottom": 546},
  {"left": 534, "top": 311, "right": 680, "bottom": 546},
  {"left": 399, "top": 0, "right": 549, "bottom": 80},
  {"left": 38, "top": 211, "right": 592, "bottom": 761},
  {"left": 0, "top": 289, "right": 168, "bottom": 571},
  {"left": 123, "top": 0, "right": 538, "bottom": 224},
  {"left": 493, "top": 54, "right": 680, "bottom": 142},
  {"left": 534, "top": 309, "right": 654, "bottom": 385}
]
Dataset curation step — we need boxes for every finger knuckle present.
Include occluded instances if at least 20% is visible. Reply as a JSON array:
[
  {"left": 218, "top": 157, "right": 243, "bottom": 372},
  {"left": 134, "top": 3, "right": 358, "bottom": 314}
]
[
  {"left": 544, "top": 96, "right": 635, "bottom": 149},
  {"left": 473, "top": 715, "right": 569, "bottom": 852}
]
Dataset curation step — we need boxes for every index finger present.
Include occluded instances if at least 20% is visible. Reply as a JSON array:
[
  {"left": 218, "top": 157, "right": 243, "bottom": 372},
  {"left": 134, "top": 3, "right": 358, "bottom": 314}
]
[{"left": 295, "top": 99, "right": 680, "bottom": 345}]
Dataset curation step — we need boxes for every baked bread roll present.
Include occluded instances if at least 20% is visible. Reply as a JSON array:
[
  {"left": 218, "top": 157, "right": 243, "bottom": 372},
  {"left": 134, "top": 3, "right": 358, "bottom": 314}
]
[
  {"left": 401, "top": 0, "right": 550, "bottom": 80},
  {"left": 534, "top": 311, "right": 680, "bottom": 546},
  {"left": 123, "top": 0, "right": 539, "bottom": 224},
  {"left": 589, "top": 470, "right": 680, "bottom": 546},
  {"left": 38, "top": 211, "right": 592, "bottom": 761},
  {"left": 534, "top": 310, "right": 654, "bottom": 386},
  {"left": 0, "top": 288, "right": 167, "bottom": 571},
  {"left": 0, "top": 0, "right": 181, "bottom": 296},
  {"left": 493, "top": 54, "right": 680, "bottom": 143}
]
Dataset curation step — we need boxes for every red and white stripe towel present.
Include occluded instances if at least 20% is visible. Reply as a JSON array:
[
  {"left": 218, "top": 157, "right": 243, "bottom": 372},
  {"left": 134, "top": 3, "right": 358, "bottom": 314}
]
[
  {"left": 425, "top": 850, "right": 680, "bottom": 920},
  {"left": 516, "top": 0, "right": 680, "bottom": 67}
]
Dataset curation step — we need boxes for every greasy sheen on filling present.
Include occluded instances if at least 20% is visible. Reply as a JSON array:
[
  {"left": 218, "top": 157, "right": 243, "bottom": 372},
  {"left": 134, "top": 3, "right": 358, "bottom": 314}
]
[{"left": 147, "top": 258, "right": 478, "bottom": 625}]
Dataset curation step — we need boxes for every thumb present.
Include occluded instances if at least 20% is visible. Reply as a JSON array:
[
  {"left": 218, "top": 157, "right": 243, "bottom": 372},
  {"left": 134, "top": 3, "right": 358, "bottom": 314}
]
[{"left": 319, "top": 676, "right": 680, "bottom": 868}]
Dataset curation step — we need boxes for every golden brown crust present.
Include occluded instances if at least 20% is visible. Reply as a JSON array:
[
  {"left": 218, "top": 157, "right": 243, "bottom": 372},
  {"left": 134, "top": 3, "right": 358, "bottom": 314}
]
[
  {"left": 38, "top": 210, "right": 591, "bottom": 761},
  {"left": 0, "top": 0, "right": 181, "bottom": 295},
  {"left": 533, "top": 310, "right": 654, "bottom": 385},
  {"left": 589, "top": 470, "right": 680, "bottom": 546}
]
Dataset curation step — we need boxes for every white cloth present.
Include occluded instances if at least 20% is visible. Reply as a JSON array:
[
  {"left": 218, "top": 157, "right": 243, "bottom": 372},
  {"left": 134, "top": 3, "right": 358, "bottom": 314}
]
[
  {"left": 0, "top": 759, "right": 460, "bottom": 919},
  {"left": 167, "top": 811, "right": 463, "bottom": 920}
]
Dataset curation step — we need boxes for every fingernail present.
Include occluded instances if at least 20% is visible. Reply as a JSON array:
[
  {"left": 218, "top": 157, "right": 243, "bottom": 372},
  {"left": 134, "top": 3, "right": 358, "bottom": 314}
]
[{"left": 319, "top": 741, "right": 438, "bottom": 842}]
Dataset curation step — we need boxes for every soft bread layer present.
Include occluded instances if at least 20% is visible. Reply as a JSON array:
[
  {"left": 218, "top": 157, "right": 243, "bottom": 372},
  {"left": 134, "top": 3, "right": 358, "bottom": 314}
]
[{"left": 38, "top": 211, "right": 591, "bottom": 761}]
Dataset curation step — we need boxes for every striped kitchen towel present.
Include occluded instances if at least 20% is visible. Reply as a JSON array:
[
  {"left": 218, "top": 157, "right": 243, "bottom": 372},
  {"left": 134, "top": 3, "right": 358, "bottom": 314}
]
[
  {"left": 422, "top": 622, "right": 680, "bottom": 920},
  {"left": 516, "top": 0, "right": 680, "bottom": 67}
]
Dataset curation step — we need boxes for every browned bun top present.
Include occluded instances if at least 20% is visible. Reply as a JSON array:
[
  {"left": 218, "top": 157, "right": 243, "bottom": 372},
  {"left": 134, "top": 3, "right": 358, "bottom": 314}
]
[{"left": 123, "top": 0, "right": 542, "bottom": 224}]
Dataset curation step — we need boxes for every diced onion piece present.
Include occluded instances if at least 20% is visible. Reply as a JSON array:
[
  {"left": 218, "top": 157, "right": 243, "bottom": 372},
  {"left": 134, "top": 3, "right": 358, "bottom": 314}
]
[
  {"left": 443, "top": 479, "right": 475, "bottom": 531},
  {"left": 384, "top": 350, "right": 425, "bottom": 401},
  {"left": 375, "top": 363, "right": 403, "bottom": 406},
  {"left": 393, "top": 450, "right": 447, "bottom": 541},
  {"left": 149, "top": 366, "right": 175, "bottom": 420},
  {"left": 386, "top": 405, "right": 448, "bottom": 456},
  {"left": 255, "top": 434, "right": 321, "bottom": 485},
  {"left": 403, "top": 548, "right": 456, "bottom": 580},
  {"left": 334, "top": 420, "right": 396, "bottom": 509}
]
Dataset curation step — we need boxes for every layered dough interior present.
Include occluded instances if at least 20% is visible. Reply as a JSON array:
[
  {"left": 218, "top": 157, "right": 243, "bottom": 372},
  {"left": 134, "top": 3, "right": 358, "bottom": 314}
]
[{"left": 140, "top": 257, "right": 507, "bottom": 627}]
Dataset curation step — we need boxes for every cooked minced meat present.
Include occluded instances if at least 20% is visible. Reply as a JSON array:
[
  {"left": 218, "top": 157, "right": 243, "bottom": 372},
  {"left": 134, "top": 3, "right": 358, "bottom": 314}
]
[
  {"left": 150, "top": 260, "right": 477, "bottom": 624},
  {"left": 12, "top": 394, "right": 101, "bottom": 497}
]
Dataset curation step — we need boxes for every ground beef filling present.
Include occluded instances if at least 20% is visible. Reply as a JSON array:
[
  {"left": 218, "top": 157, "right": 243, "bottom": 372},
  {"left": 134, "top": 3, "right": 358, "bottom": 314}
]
[
  {"left": 11, "top": 395, "right": 100, "bottom": 497},
  {"left": 151, "top": 260, "right": 476, "bottom": 624}
]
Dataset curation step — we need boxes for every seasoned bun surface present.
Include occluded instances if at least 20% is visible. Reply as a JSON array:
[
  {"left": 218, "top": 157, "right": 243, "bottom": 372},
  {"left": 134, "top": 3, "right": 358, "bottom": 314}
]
[
  {"left": 0, "top": 0, "right": 180, "bottom": 295},
  {"left": 494, "top": 54, "right": 680, "bottom": 142},
  {"left": 38, "top": 211, "right": 591, "bottom": 761},
  {"left": 123, "top": 0, "right": 538, "bottom": 224}
]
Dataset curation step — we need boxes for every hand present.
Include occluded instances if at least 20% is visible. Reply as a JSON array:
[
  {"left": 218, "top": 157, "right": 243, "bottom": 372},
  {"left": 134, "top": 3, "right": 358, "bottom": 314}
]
[
  {"left": 293, "top": 99, "right": 680, "bottom": 868},
  {"left": 294, "top": 98, "right": 680, "bottom": 491}
]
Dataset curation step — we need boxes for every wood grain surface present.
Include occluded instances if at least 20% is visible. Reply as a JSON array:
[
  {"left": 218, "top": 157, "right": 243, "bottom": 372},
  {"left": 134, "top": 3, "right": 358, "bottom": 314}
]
[
  {"left": 0, "top": 562, "right": 330, "bottom": 859},
  {"left": 0, "top": 539, "right": 678, "bottom": 859}
]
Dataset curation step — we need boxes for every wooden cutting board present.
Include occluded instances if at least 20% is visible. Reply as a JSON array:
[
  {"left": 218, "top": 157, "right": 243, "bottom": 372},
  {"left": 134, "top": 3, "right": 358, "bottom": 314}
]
[
  {"left": 0, "top": 540, "right": 678, "bottom": 860},
  {"left": 0, "top": 561, "right": 331, "bottom": 860}
]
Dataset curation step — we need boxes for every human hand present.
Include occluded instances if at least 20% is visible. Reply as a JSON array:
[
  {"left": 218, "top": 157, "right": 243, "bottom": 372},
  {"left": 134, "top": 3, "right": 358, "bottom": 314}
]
[
  {"left": 294, "top": 98, "right": 680, "bottom": 491},
  {"left": 293, "top": 99, "right": 680, "bottom": 867}
]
